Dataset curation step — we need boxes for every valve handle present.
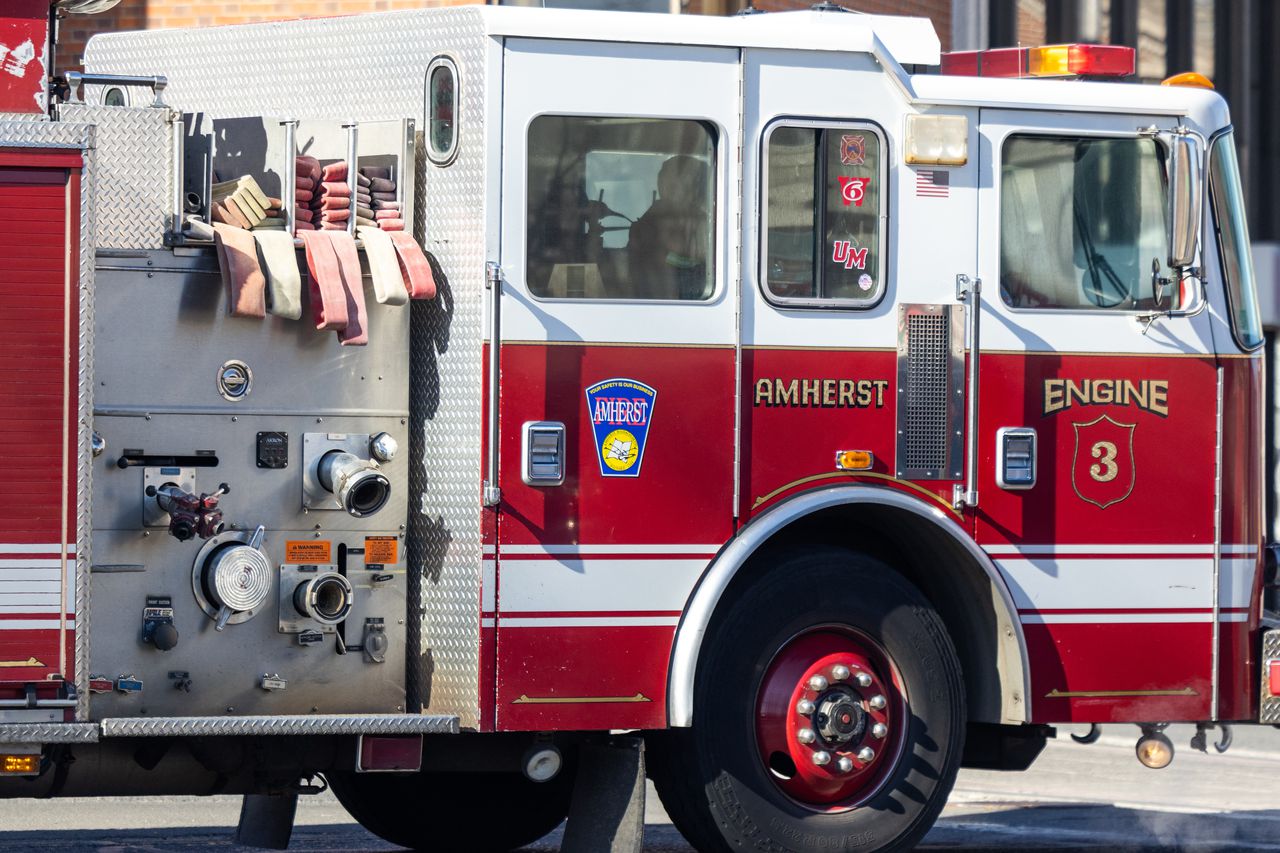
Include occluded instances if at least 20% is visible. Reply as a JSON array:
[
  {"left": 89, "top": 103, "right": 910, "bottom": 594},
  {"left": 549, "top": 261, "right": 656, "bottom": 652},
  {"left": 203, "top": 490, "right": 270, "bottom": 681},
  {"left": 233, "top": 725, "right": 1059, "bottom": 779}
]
[
  {"left": 214, "top": 604, "right": 233, "bottom": 632},
  {"left": 248, "top": 524, "right": 265, "bottom": 550}
]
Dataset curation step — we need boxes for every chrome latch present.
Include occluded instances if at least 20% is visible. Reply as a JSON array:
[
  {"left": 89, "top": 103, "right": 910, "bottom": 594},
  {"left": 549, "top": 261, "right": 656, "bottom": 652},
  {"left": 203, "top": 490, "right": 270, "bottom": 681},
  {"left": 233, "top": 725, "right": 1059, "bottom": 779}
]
[
  {"left": 996, "top": 427, "right": 1037, "bottom": 490},
  {"left": 522, "top": 421, "right": 566, "bottom": 486}
]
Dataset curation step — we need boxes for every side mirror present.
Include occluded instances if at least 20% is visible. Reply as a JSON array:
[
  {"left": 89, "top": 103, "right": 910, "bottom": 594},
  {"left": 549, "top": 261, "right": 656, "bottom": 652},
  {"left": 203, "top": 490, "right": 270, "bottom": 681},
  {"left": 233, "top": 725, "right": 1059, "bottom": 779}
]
[{"left": 1167, "top": 134, "right": 1201, "bottom": 269}]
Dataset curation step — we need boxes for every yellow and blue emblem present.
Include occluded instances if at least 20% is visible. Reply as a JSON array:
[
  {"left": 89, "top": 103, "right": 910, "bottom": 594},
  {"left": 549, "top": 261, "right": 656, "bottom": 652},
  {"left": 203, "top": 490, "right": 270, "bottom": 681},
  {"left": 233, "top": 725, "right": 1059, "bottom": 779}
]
[{"left": 585, "top": 378, "right": 657, "bottom": 478}]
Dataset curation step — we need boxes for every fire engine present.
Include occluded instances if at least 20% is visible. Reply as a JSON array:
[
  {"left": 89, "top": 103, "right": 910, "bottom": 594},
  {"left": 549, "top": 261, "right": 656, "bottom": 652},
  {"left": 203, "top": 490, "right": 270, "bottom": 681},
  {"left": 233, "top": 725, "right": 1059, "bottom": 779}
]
[{"left": 0, "top": 0, "right": 1267, "bottom": 850}]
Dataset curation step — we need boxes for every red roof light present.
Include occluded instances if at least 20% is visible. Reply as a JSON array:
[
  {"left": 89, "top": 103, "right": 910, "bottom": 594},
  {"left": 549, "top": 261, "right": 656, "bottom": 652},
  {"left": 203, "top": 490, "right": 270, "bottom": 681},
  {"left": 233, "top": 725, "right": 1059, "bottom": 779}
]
[{"left": 941, "top": 44, "right": 1136, "bottom": 79}]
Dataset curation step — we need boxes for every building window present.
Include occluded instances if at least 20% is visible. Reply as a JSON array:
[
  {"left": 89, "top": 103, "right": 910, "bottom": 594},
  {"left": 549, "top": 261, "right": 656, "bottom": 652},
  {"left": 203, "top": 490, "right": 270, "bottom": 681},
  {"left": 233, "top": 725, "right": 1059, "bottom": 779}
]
[
  {"left": 425, "top": 57, "right": 459, "bottom": 165},
  {"left": 762, "top": 122, "right": 886, "bottom": 306},
  {"left": 526, "top": 115, "right": 717, "bottom": 301},
  {"left": 1000, "top": 134, "right": 1171, "bottom": 310}
]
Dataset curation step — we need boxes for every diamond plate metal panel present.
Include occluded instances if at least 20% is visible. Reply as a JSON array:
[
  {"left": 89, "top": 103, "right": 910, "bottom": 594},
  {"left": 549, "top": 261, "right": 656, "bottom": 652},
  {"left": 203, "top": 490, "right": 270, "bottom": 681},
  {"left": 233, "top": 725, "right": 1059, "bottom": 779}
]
[
  {"left": 86, "top": 10, "right": 491, "bottom": 729},
  {"left": 54, "top": 105, "right": 170, "bottom": 250},
  {"left": 0, "top": 723, "right": 99, "bottom": 743},
  {"left": 0, "top": 117, "right": 93, "bottom": 149},
  {"left": 1260, "top": 629, "right": 1280, "bottom": 724},
  {"left": 101, "top": 714, "right": 459, "bottom": 738},
  {"left": 0, "top": 118, "right": 96, "bottom": 722}
]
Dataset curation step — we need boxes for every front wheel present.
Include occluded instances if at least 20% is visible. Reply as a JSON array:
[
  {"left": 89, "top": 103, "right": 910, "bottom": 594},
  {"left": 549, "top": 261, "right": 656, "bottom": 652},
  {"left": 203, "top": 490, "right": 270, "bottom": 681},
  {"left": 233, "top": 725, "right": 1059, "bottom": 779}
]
[{"left": 649, "top": 546, "right": 965, "bottom": 853}]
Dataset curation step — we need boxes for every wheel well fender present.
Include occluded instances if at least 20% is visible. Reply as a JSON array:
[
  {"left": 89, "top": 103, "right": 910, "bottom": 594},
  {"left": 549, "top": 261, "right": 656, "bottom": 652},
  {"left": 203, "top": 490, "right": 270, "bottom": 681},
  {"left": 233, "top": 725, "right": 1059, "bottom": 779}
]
[{"left": 667, "top": 485, "right": 1030, "bottom": 727}]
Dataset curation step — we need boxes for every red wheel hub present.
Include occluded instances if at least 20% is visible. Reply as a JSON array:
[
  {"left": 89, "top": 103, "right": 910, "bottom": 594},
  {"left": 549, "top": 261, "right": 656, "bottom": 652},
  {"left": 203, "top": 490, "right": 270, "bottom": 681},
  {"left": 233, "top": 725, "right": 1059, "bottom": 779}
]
[{"left": 755, "top": 629, "right": 906, "bottom": 807}]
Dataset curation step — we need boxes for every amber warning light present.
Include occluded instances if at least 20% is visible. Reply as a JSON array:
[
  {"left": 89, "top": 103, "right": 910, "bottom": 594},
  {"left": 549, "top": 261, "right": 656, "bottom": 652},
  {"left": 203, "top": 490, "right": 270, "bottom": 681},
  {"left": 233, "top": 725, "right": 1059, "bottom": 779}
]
[
  {"left": 0, "top": 753, "right": 39, "bottom": 775},
  {"left": 835, "top": 450, "right": 874, "bottom": 471},
  {"left": 941, "top": 44, "right": 1136, "bottom": 79}
]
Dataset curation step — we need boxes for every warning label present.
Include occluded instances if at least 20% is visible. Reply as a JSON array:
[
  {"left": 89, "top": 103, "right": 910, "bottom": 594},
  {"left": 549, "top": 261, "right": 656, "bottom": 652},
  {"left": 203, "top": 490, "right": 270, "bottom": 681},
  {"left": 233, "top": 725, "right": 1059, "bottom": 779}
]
[
  {"left": 285, "top": 540, "right": 332, "bottom": 564},
  {"left": 365, "top": 536, "right": 398, "bottom": 565}
]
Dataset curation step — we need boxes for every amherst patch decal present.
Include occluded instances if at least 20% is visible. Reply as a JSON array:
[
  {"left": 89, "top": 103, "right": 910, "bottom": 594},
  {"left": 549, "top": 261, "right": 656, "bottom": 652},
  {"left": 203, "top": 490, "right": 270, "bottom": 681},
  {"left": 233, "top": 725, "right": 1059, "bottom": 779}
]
[{"left": 585, "top": 378, "right": 657, "bottom": 478}]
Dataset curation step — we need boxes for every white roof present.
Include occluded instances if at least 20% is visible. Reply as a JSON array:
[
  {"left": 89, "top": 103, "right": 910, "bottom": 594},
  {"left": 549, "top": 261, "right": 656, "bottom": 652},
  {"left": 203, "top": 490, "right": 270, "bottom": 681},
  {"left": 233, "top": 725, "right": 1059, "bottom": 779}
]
[
  {"left": 910, "top": 71, "right": 1229, "bottom": 124},
  {"left": 477, "top": 6, "right": 942, "bottom": 67}
]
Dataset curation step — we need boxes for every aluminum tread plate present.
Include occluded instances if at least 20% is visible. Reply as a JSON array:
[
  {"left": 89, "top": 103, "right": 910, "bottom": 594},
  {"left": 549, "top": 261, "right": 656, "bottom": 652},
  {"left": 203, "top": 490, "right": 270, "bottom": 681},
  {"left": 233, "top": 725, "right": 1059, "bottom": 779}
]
[
  {"left": 0, "top": 723, "right": 99, "bottom": 743},
  {"left": 54, "top": 105, "right": 170, "bottom": 250},
  {"left": 1261, "top": 629, "right": 1280, "bottom": 724},
  {"left": 101, "top": 714, "right": 459, "bottom": 737},
  {"left": 86, "top": 9, "right": 487, "bottom": 727}
]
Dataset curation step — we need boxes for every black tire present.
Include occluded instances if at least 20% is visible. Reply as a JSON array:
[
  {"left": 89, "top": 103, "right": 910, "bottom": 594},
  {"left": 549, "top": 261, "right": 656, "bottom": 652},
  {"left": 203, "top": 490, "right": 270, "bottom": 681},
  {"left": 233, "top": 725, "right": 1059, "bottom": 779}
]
[
  {"left": 649, "top": 546, "right": 965, "bottom": 853},
  {"left": 328, "top": 769, "right": 572, "bottom": 852}
]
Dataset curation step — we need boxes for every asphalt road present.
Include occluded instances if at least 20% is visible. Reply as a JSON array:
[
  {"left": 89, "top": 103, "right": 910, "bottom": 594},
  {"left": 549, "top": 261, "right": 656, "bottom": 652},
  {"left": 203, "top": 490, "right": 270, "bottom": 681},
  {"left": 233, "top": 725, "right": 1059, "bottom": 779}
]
[{"left": 0, "top": 723, "right": 1277, "bottom": 851}]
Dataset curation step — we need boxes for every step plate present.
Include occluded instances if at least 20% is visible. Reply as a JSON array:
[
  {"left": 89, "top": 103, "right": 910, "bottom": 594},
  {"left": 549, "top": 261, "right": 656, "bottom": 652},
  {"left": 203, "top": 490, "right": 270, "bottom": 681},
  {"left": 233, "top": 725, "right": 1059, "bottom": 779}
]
[{"left": 101, "top": 714, "right": 459, "bottom": 738}]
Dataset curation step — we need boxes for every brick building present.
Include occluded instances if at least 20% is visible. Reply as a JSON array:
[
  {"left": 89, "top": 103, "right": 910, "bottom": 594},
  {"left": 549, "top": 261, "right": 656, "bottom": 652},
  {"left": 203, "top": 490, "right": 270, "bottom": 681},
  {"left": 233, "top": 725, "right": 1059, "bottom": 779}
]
[{"left": 55, "top": 0, "right": 956, "bottom": 69}]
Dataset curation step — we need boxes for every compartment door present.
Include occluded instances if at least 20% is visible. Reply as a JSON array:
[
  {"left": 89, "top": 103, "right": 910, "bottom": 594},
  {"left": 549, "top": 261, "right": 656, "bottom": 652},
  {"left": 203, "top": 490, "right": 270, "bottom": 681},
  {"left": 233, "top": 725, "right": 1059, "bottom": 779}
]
[
  {"left": 974, "top": 110, "right": 1219, "bottom": 723},
  {"left": 0, "top": 148, "right": 85, "bottom": 699},
  {"left": 493, "top": 39, "right": 740, "bottom": 731}
]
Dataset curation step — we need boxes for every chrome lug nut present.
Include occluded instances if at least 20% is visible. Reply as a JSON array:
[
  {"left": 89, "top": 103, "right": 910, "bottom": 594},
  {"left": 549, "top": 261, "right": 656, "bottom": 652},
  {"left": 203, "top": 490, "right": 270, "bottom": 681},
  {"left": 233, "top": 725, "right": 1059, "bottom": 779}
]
[
  {"left": 796, "top": 698, "right": 816, "bottom": 715},
  {"left": 857, "top": 746, "right": 875, "bottom": 763},
  {"left": 808, "top": 674, "right": 829, "bottom": 691},
  {"left": 831, "top": 664, "right": 851, "bottom": 681},
  {"left": 868, "top": 694, "right": 887, "bottom": 710},
  {"left": 855, "top": 672, "right": 873, "bottom": 688},
  {"left": 871, "top": 722, "right": 888, "bottom": 739},
  {"left": 836, "top": 756, "right": 854, "bottom": 773},
  {"left": 812, "top": 750, "right": 832, "bottom": 766},
  {"left": 797, "top": 728, "right": 816, "bottom": 745}
]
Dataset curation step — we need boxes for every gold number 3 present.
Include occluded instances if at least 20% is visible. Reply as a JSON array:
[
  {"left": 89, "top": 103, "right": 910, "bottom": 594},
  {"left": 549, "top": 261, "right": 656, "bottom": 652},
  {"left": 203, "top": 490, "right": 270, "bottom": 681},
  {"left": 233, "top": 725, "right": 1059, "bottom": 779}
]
[{"left": 1090, "top": 441, "right": 1118, "bottom": 482}]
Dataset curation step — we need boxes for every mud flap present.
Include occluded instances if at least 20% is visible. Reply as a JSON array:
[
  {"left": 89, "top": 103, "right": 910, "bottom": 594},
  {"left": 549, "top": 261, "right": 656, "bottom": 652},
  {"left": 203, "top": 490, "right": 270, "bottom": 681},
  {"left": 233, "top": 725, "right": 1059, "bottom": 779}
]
[
  {"left": 234, "top": 792, "right": 298, "bottom": 850},
  {"left": 561, "top": 736, "right": 645, "bottom": 853}
]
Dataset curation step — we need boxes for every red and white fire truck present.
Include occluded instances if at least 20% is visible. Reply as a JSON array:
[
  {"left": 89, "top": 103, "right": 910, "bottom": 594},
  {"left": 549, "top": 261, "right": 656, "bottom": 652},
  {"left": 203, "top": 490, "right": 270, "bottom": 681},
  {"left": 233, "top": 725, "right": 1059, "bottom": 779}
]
[{"left": 0, "top": 0, "right": 1268, "bottom": 850}]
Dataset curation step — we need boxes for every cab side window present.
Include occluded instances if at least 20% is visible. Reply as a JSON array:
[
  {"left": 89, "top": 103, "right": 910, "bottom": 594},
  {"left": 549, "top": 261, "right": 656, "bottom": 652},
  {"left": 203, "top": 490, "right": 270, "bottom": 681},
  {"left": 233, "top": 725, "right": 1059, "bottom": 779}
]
[
  {"left": 526, "top": 115, "right": 717, "bottom": 301},
  {"left": 1000, "top": 134, "right": 1171, "bottom": 310},
  {"left": 763, "top": 122, "right": 885, "bottom": 306}
]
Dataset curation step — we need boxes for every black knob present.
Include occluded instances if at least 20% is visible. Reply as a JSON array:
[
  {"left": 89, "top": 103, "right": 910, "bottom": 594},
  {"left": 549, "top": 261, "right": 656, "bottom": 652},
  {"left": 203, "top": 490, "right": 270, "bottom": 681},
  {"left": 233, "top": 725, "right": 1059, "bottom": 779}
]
[
  {"left": 171, "top": 521, "right": 194, "bottom": 542},
  {"left": 151, "top": 622, "right": 179, "bottom": 651}
]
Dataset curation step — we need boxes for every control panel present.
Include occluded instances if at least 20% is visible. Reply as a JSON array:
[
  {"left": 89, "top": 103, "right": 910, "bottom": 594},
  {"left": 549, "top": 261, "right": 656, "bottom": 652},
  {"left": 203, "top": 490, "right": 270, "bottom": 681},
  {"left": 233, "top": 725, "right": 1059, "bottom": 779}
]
[{"left": 87, "top": 251, "right": 411, "bottom": 718}]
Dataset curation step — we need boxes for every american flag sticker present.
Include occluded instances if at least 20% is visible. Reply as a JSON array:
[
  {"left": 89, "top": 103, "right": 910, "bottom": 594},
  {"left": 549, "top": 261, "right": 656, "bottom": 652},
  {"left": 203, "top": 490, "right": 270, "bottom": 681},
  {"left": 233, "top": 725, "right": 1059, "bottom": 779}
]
[{"left": 915, "top": 169, "right": 950, "bottom": 198}]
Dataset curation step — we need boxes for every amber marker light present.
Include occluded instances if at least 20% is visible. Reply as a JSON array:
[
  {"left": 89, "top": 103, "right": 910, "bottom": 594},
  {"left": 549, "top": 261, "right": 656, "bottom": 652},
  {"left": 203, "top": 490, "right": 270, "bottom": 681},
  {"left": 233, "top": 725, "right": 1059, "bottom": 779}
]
[
  {"left": 1027, "top": 44, "right": 1135, "bottom": 77},
  {"left": 0, "top": 754, "right": 39, "bottom": 775},
  {"left": 1162, "top": 71, "right": 1215, "bottom": 89},
  {"left": 835, "top": 450, "right": 874, "bottom": 471}
]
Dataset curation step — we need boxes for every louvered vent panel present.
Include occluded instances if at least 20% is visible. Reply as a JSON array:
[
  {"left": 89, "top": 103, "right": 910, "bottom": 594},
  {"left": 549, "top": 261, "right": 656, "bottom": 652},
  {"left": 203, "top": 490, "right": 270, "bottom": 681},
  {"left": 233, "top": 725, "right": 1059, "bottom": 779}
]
[{"left": 896, "top": 305, "right": 964, "bottom": 480}]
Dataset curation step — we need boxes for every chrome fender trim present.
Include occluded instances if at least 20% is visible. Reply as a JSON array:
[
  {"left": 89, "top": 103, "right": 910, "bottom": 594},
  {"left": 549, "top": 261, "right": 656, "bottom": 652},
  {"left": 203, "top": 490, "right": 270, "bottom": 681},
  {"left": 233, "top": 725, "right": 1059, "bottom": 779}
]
[{"left": 667, "top": 485, "right": 1031, "bottom": 727}]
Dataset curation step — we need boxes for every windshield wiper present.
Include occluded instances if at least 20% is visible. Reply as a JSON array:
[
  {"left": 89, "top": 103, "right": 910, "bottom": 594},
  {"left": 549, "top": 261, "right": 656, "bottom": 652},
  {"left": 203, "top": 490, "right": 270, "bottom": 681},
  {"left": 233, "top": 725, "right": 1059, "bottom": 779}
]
[{"left": 1073, "top": 203, "right": 1126, "bottom": 307}]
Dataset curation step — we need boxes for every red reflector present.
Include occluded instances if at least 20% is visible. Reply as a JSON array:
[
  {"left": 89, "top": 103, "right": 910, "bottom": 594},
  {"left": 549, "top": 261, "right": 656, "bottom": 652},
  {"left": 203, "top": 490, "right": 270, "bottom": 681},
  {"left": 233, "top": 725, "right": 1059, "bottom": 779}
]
[
  {"left": 1269, "top": 661, "right": 1280, "bottom": 697},
  {"left": 356, "top": 735, "right": 423, "bottom": 773}
]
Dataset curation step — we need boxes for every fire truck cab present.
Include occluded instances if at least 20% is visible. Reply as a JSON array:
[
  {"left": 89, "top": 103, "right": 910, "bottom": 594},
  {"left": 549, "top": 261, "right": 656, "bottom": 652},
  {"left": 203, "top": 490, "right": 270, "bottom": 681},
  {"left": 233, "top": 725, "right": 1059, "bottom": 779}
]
[{"left": 0, "top": 3, "right": 1265, "bottom": 851}]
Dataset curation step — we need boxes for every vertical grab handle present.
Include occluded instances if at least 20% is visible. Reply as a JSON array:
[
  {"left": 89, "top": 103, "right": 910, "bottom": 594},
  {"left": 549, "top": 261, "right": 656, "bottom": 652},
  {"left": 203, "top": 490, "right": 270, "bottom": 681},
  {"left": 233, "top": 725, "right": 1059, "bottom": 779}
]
[
  {"left": 483, "top": 262, "right": 503, "bottom": 508},
  {"left": 955, "top": 274, "right": 981, "bottom": 511},
  {"left": 344, "top": 121, "right": 359, "bottom": 236},
  {"left": 168, "top": 109, "right": 184, "bottom": 239},
  {"left": 281, "top": 119, "right": 298, "bottom": 237}
]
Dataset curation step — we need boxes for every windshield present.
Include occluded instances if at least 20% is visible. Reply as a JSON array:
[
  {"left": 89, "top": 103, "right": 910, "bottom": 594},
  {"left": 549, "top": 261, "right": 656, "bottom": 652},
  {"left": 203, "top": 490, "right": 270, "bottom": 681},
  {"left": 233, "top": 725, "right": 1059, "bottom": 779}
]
[
  {"left": 1208, "top": 132, "right": 1263, "bottom": 350},
  {"left": 1000, "top": 135, "right": 1170, "bottom": 310}
]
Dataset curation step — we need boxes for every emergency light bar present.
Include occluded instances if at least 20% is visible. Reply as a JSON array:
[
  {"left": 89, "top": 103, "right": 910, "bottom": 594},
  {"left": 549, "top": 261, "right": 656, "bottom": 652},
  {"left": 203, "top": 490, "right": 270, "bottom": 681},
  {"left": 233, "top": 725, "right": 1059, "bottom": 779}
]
[{"left": 941, "top": 44, "right": 1135, "bottom": 79}]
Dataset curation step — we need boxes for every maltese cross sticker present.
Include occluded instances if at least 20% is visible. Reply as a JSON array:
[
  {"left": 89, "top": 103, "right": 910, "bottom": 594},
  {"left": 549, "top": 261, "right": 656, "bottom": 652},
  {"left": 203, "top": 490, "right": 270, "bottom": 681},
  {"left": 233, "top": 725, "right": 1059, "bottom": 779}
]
[{"left": 1071, "top": 415, "right": 1136, "bottom": 509}]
